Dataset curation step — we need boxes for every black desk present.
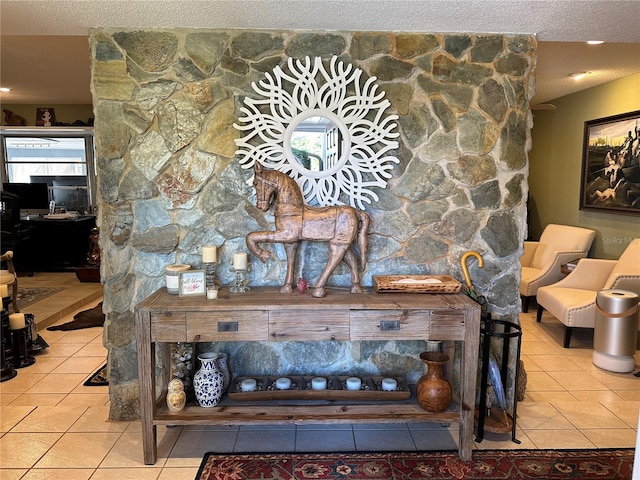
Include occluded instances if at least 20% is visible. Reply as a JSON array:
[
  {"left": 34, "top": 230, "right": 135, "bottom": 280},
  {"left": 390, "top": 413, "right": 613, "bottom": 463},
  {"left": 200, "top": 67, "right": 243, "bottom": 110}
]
[{"left": 17, "top": 215, "right": 96, "bottom": 272}]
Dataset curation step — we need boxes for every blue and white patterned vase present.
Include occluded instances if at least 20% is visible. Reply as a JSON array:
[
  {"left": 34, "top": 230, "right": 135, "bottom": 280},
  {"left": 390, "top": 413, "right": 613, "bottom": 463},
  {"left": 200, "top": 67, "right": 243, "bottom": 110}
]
[
  {"left": 193, "top": 352, "right": 224, "bottom": 407},
  {"left": 216, "top": 352, "right": 230, "bottom": 392}
]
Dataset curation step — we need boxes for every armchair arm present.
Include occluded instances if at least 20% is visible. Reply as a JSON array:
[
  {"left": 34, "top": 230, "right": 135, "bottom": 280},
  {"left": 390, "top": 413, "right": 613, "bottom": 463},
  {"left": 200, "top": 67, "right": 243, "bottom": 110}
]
[
  {"left": 0, "top": 251, "right": 15, "bottom": 275},
  {"left": 525, "top": 249, "right": 590, "bottom": 292},
  {"left": 554, "top": 250, "right": 590, "bottom": 270},
  {"left": 521, "top": 241, "right": 539, "bottom": 267},
  {"left": 551, "top": 258, "right": 617, "bottom": 290}
]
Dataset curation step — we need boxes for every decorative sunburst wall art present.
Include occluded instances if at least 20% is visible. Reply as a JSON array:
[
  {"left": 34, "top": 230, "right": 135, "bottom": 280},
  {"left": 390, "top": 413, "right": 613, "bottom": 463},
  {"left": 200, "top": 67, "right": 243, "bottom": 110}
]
[{"left": 234, "top": 56, "right": 399, "bottom": 209}]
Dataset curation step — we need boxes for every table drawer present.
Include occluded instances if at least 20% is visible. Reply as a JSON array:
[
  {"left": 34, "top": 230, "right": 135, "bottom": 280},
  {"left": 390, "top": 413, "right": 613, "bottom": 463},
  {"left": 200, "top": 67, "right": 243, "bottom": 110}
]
[
  {"left": 429, "top": 311, "right": 466, "bottom": 339},
  {"left": 350, "top": 310, "right": 430, "bottom": 340},
  {"left": 151, "top": 312, "right": 187, "bottom": 341},
  {"left": 269, "top": 310, "right": 349, "bottom": 341},
  {"left": 187, "top": 311, "right": 269, "bottom": 341}
]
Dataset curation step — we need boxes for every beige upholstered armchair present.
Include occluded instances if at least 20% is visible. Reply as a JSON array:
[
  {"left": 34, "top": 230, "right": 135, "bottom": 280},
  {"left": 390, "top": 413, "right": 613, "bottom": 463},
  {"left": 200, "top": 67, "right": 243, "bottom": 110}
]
[
  {"left": 0, "top": 250, "right": 19, "bottom": 313},
  {"left": 536, "top": 238, "right": 640, "bottom": 347},
  {"left": 520, "top": 224, "right": 596, "bottom": 312}
]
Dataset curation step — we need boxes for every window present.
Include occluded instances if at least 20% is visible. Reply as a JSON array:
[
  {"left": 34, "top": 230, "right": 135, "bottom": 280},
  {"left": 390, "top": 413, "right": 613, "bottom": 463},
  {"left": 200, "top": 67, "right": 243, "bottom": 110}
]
[{"left": 1, "top": 127, "right": 96, "bottom": 214}]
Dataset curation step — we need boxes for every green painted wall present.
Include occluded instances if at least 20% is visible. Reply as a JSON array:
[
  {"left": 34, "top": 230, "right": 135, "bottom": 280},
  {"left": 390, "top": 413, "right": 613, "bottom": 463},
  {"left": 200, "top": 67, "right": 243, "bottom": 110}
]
[{"left": 529, "top": 73, "right": 640, "bottom": 259}]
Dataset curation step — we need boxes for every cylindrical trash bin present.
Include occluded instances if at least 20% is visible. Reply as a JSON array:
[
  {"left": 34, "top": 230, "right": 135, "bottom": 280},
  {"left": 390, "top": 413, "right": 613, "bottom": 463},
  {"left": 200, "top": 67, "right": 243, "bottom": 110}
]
[{"left": 592, "top": 289, "right": 639, "bottom": 373}]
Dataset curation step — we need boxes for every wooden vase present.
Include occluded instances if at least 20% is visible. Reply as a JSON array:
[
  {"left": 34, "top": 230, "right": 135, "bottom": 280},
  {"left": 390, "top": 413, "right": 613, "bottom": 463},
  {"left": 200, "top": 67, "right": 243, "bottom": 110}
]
[{"left": 416, "top": 351, "right": 452, "bottom": 412}]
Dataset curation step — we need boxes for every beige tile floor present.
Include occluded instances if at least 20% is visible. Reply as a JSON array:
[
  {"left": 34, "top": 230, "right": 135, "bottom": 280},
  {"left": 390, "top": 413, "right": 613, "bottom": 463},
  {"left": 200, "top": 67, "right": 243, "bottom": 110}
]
[{"left": 1, "top": 273, "right": 638, "bottom": 479}]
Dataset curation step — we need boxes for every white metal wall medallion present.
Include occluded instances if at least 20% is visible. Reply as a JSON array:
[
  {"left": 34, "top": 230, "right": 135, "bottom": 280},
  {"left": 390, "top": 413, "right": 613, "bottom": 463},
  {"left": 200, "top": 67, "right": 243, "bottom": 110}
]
[{"left": 234, "top": 56, "right": 399, "bottom": 209}]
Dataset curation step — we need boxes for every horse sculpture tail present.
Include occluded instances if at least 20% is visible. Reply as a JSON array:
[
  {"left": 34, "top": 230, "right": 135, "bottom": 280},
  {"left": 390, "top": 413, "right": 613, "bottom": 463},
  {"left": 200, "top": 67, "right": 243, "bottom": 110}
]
[{"left": 356, "top": 210, "right": 370, "bottom": 271}]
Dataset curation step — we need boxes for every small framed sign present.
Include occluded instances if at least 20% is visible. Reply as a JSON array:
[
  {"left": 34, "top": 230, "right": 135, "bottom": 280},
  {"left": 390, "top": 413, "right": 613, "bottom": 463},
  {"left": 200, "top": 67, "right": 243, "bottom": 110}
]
[{"left": 178, "top": 270, "right": 206, "bottom": 297}]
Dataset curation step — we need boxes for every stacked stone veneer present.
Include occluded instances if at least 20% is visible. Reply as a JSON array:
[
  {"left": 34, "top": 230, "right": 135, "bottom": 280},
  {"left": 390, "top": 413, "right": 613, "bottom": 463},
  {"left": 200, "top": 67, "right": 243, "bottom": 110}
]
[{"left": 90, "top": 29, "right": 535, "bottom": 420}]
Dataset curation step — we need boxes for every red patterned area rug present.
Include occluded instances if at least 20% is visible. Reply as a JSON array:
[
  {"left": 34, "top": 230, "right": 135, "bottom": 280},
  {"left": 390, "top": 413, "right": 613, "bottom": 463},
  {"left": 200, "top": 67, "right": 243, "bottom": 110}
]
[{"left": 196, "top": 450, "right": 634, "bottom": 480}]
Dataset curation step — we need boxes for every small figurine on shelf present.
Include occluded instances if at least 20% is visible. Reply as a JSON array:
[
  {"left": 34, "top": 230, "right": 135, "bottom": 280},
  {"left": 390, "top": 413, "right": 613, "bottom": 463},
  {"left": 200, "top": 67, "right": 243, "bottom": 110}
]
[{"left": 166, "top": 378, "right": 186, "bottom": 414}]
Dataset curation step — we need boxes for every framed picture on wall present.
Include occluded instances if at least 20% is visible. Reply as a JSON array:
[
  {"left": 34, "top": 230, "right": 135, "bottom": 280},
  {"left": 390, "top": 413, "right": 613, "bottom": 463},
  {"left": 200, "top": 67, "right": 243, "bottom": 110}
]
[
  {"left": 35, "top": 107, "right": 56, "bottom": 126},
  {"left": 579, "top": 110, "right": 640, "bottom": 216}
]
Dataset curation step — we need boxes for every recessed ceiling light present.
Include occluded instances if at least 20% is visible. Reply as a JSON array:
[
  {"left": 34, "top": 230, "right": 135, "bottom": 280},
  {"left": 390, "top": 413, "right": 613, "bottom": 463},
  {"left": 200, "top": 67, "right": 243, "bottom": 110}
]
[
  {"left": 569, "top": 72, "right": 591, "bottom": 80},
  {"left": 0, "top": 87, "right": 10, "bottom": 92},
  {"left": 587, "top": 40, "right": 604, "bottom": 45}
]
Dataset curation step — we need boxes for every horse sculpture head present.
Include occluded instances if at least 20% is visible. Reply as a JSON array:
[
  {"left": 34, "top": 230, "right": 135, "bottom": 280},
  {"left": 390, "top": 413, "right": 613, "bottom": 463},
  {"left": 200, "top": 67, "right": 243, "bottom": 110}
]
[
  {"left": 253, "top": 163, "right": 277, "bottom": 212},
  {"left": 253, "top": 162, "right": 304, "bottom": 213}
]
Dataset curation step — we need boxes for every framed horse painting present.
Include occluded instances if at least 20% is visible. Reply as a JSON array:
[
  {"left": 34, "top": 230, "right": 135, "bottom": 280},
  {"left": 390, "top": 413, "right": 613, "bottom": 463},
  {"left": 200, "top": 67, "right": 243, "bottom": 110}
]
[{"left": 579, "top": 110, "right": 640, "bottom": 216}]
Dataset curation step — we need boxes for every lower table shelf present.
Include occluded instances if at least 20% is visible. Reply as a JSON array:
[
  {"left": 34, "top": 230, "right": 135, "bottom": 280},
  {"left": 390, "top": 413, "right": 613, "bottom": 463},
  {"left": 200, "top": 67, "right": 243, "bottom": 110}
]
[{"left": 154, "top": 392, "right": 463, "bottom": 426}]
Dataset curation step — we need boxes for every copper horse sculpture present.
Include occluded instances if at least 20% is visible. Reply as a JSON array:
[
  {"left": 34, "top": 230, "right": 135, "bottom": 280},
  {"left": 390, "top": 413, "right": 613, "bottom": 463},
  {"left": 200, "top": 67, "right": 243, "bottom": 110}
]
[{"left": 246, "top": 164, "right": 370, "bottom": 298}]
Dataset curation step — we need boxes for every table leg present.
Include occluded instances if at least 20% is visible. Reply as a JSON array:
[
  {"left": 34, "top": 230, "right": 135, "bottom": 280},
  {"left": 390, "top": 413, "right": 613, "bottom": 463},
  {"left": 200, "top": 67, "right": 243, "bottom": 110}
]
[
  {"left": 459, "top": 309, "right": 480, "bottom": 461},
  {"left": 136, "top": 310, "right": 158, "bottom": 465}
]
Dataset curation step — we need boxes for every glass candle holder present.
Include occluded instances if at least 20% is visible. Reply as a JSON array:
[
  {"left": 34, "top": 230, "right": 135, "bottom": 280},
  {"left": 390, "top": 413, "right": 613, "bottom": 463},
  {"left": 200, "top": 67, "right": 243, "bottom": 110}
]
[
  {"left": 229, "top": 263, "right": 251, "bottom": 293},
  {"left": 204, "top": 261, "right": 219, "bottom": 290}
]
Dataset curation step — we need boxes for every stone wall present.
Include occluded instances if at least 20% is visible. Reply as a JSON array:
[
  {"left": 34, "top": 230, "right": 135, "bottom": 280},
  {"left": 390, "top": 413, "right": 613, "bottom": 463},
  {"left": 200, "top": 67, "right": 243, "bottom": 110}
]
[{"left": 90, "top": 29, "right": 535, "bottom": 420}]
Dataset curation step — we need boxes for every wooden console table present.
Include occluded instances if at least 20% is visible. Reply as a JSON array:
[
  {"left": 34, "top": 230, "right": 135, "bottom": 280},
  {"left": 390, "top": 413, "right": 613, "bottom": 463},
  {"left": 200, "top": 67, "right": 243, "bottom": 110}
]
[{"left": 135, "top": 287, "right": 480, "bottom": 464}]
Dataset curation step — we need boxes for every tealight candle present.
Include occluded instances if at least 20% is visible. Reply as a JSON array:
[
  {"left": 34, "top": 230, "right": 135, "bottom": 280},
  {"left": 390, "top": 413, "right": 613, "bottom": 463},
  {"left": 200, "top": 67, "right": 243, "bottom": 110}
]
[
  {"left": 275, "top": 377, "right": 291, "bottom": 390},
  {"left": 9, "top": 313, "right": 25, "bottom": 330},
  {"left": 233, "top": 252, "right": 248, "bottom": 270},
  {"left": 346, "top": 376, "right": 361, "bottom": 391},
  {"left": 381, "top": 378, "right": 398, "bottom": 391},
  {"left": 0, "top": 284, "right": 8, "bottom": 298},
  {"left": 207, "top": 288, "right": 218, "bottom": 300},
  {"left": 241, "top": 378, "right": 257, "bottom": 392},
  {"left": 202, "top": 246, "right": 217, "bottom": 263},
  {"left": 311, "top": 377, "right": 327, "bottom": 390}
]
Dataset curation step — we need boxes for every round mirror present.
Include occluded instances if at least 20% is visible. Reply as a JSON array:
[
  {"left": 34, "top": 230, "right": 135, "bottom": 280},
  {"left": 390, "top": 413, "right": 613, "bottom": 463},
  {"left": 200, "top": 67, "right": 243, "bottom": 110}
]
[
  {"left": 234, "top": 56, "right": 399, "bottom": 208},
  {"left": 284, "top": 111, "right": 350, "bottom": 179}
]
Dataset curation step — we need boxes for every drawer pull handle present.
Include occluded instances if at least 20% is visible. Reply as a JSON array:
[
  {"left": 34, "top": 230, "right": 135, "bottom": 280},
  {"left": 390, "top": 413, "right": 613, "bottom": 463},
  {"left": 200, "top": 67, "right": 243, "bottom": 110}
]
[
  {"left": 218, "top": 321, "right": 238, "bottom": 332},
  {"left": 379, "top": 320, "right": 400, "bottom": 331}
]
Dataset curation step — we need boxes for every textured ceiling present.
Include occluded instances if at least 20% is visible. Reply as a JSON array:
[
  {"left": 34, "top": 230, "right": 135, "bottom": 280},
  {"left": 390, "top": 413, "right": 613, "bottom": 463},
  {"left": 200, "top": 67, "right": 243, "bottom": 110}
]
[
  {"left": 3, "top": 0, "right": 640, "bottom": 41},
  {"left": 1, "top": 0, "right": 639, "bottom": 107}
]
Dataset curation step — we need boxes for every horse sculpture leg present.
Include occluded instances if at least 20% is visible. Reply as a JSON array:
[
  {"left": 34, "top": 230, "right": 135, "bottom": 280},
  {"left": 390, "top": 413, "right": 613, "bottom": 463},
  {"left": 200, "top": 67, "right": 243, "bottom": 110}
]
[
  {"left": 342, "top": 247, "right": 363, "bottom": 294},
  {"left": 246, "top": 231, "right": 273, "bottom": 263},
  {"left": 312, "top": 243, "right": 352, "bottom": 298},
  {"left": 281, "top": 242, "right": 299, "bottom": 293}
]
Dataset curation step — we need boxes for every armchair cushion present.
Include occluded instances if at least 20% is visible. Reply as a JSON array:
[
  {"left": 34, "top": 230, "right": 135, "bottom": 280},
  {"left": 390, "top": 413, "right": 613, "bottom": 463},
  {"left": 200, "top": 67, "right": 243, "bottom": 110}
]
[
  {"left": 0, "top": 270, "right": 15, "bottom": 285},
  {"left": 536, "top": 238, "right": 640, "bottom": 347},
  {"left": 536, "top": 259, "right": 617, "bottom": 329}
]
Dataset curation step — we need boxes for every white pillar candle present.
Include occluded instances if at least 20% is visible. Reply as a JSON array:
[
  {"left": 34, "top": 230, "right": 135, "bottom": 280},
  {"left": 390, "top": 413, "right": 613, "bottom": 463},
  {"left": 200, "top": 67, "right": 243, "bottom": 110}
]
[
  {"left": 233, "top": 252, "right": 248, "bottom": 270},
  {"left": 275, "top": 377, "right": 291, "bottom": 390},
  {"left": 0, "top": 284, "right": 8, "bottom": 298},
  {"left": 9, "top": 313, "right": 25, "bottom": 330},
  {"left": 241, "top": 378, "right": 257, "bottom": 392},
  {"left": 311, "top": 377, "right": 327, "bottom": 390},
  {"left": 381, "top": 378, "right": 398, "bottom": 391},
  {"left": 202, "top": 246, "right": 217, "bottom": 263},
  {"left": 346, "top": 376, "right": 361, "bottom": 391}
]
